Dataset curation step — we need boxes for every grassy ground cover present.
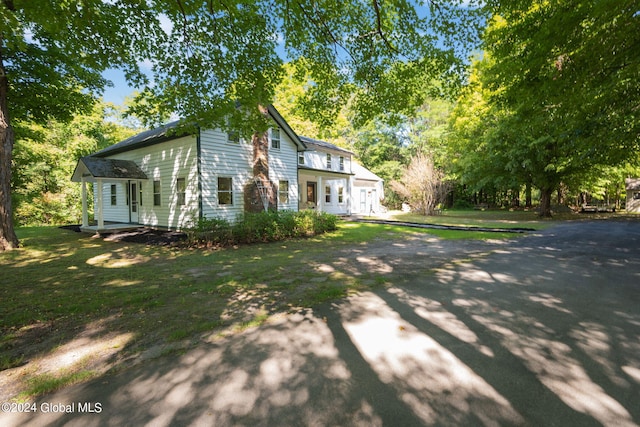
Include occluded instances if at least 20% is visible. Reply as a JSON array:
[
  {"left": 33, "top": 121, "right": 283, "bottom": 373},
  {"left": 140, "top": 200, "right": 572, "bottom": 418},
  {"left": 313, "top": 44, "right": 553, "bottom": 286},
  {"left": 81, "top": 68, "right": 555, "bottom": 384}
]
[{"left": 0, "top": 212, "right": 549, "bottom": 400}]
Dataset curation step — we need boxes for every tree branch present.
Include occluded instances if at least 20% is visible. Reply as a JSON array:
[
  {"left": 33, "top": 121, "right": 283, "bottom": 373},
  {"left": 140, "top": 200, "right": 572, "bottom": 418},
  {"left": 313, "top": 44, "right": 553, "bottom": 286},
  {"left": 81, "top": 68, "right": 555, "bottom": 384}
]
[{"left": 371, "top": 0, "right": 398, "bottom": 53}]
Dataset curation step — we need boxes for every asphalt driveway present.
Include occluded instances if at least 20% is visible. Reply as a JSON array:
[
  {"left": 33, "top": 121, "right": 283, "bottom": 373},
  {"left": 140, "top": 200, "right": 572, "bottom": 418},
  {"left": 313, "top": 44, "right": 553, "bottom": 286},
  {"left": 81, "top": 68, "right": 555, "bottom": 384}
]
[{"left": 3, "top": 220, "right": 639, "bottom": 426}]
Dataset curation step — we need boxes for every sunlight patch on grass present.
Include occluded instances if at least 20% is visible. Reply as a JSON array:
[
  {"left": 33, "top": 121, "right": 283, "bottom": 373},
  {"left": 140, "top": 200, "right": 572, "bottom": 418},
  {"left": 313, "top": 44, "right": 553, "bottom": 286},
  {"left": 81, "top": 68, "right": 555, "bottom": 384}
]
[{"left": 86, "top": 251, "right": 151, "bottom": 268}]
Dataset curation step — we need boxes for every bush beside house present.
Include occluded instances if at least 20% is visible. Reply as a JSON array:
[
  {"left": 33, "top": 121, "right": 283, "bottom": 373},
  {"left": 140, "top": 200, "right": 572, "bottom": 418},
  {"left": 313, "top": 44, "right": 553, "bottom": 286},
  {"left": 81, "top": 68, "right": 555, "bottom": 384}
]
[{"left": 186, "top": 210, "right": 338, "bottom": 247}]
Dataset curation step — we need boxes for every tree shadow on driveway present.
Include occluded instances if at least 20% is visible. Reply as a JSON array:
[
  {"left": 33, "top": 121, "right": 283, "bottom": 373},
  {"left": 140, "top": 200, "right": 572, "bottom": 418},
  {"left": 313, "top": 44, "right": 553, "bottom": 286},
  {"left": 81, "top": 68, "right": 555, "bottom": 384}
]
[{"left": 3, "top": 221, "right": 639, "bottom": 426}]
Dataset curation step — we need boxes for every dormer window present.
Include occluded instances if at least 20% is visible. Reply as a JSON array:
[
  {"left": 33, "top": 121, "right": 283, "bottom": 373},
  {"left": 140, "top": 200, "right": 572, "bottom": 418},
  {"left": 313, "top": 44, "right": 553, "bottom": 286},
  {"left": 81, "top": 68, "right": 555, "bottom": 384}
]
[
  {"left": 326, "top": 153, "right": 332, "bottom": 169},
  {"left": 298, "top": 151, "right": 305, "bottom": 165}
]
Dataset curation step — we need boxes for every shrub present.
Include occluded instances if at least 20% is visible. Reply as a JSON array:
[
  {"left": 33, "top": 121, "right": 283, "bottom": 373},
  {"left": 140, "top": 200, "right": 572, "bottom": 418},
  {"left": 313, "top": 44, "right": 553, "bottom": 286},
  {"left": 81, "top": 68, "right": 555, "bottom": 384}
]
[
  {"left": 186, "top": 211, "right": 338, "bottom": 247},
  {"left": 185, "top": 217, "right": 233, "bottom": 246}
]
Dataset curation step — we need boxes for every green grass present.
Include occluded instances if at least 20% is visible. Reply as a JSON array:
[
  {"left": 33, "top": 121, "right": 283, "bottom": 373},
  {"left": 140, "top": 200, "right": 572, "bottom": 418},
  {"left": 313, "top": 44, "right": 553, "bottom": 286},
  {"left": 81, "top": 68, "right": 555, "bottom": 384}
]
[{"left": 0, "top": 214, "right": 553, "bottom": 399}]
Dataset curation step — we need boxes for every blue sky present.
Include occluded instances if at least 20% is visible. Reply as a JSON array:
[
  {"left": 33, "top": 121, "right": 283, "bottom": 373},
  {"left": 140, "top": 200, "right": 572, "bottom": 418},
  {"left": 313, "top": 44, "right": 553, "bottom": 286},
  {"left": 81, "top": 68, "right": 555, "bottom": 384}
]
[{"left": 102, "top": 68, "right": 137, "bottom": 106}]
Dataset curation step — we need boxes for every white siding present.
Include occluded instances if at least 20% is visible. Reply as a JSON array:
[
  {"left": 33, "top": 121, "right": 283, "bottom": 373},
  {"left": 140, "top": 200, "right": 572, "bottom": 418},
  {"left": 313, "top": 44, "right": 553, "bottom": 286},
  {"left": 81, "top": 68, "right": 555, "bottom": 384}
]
[
  {"left": 269, "top": 130, "right": 299, "bottom": 212},
  {"left": 200, "top": 129, "right": 253, "bottom": 222},
  {"left": 97, "top": 181, "right": 129, "bottom": 223},
  {"left": 98, "top": 135, "right": 199, "bottom": 230},
  {"left": 302, "top": 150, "right": 352, "bottom": 174}
]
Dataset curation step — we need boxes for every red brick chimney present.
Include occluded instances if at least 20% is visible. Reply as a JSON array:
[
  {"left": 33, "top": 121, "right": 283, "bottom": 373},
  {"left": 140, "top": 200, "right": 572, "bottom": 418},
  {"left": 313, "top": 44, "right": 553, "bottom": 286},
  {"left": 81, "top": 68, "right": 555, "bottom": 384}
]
[{"left": 244, "top": 131, "right": 277, "bottom": 213}]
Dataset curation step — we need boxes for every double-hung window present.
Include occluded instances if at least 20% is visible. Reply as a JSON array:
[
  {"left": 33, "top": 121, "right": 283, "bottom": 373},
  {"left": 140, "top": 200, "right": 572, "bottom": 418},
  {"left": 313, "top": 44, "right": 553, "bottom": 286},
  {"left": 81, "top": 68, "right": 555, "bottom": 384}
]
[
  {"left": 326, "top": 153, "right": 332, "bottom": 169},
  {"left": 218, "top": 177, "right": 233, "bottom": 205},
  {"left": 271, "top": 127, "right": 281, "bottom": 149},
  {"left": 153, "top": 180, "right": 161, "bottom": 206},
  {"left": 110, "top": 184, "right": 117, "bottom": 205},
  {"left": 279, "top": 181, "right": 289, "bottom": 204},
  {"left": 176, "top": 178, "right": 186, "bottom": 206}
]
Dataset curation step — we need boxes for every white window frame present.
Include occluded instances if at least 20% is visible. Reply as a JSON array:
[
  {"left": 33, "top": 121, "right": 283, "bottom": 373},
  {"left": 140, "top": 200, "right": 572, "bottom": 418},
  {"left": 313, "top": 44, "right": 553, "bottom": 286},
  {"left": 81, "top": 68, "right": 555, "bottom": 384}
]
[
  {"left": 218, "top": 177, "right": 233, "bottom": 205},
  {"left": 270, "top": 127, "right": 281, "bottom": 150},
  {"left": 176, "top": 178, "right": 186, "bottom": 206},
  {"left": 279, "top": 180, "right": 289, "bottom": 204},
  {"left": 153, "top": 180, "right": 161, "bottom": 206},
  {"left": 326, "top": 153, "right": 332, "bottom": 169}
]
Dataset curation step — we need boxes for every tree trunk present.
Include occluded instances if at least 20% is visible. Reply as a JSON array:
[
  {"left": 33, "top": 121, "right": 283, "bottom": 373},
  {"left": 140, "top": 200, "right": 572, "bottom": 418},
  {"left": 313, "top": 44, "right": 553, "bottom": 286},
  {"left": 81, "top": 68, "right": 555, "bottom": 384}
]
[
  {"left": 525, "top": 182, "right": 532, "bottom": 208},
  {"left": 0, "top": 47, "right": 19, "bottom": 251},
  {"left": 539, "top": 186, "right": 553, "bottom": 217}
]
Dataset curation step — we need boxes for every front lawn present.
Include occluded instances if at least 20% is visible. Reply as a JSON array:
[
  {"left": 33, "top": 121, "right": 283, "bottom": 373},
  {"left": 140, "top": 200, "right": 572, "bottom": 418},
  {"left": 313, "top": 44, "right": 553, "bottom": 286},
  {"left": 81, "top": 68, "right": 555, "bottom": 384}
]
[{"left": 0, "top": 219, "right": 522, "bottom": 401}]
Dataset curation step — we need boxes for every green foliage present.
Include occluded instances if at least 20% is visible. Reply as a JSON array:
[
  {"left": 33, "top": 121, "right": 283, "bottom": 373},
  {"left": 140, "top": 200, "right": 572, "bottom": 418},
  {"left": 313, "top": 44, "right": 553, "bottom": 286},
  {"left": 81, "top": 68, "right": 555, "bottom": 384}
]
[
  {"left": 186, "top": 211, "right": 338, "bottom": 247},
  {"left": 11, "top": 104, "right": 138, "bottom": 226}
]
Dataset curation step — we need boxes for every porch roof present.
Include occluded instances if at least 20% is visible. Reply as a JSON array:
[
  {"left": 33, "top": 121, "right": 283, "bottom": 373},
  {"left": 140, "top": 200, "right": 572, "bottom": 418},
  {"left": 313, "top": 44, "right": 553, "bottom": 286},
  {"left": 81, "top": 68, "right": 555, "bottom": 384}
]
[{"left": 71, "top": 156, "right": 148, "bottom": 183}]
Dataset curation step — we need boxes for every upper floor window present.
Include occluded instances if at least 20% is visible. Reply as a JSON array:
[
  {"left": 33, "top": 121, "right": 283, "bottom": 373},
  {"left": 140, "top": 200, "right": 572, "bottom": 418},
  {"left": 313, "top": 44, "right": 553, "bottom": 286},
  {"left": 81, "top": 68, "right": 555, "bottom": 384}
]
[
  {"left": 298, "top": 151, "right": 305, "bottom": 165},
  {"left": 271, "top": 127, "right": 281, "bottom": 149},
  {"left": 326, "top": 153, "right": 332, "bottom": 169},
  {"left": 339, "top": 156, "right": 345, "bottom": 171}
]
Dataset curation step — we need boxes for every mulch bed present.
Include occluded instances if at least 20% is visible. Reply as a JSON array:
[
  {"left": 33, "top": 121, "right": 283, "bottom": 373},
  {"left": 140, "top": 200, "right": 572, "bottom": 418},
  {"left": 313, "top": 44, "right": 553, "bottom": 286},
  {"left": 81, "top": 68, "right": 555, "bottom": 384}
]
[{"left": 60, "top": 225, "right": 187, "bottom": 246}]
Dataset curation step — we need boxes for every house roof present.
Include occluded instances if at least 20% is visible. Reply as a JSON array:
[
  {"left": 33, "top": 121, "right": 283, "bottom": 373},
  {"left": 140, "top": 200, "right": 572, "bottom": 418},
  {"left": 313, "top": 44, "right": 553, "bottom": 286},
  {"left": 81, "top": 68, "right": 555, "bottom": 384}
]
[
  {"left": 93, "top": 105, "right": 306, "bottom": 158},
  {"left": 94, "top": 120, "right": 187, "bottom": 157},
  {"left": 626, "top": 178, "right": 640, "bottom": 191},
  {"left": 299, "top": 136, "right": 353, "bottom": 155},
  {"left": 71, "top": 157, "right": 148, "bottom": 182},
  {"left": 353, "top": 162, "right": 383, "bottom": 182}
]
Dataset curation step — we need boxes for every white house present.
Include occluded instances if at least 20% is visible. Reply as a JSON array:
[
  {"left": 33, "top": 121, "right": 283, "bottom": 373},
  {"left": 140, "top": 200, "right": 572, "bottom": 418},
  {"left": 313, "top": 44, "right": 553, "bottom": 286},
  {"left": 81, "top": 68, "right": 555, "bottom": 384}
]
[
  {"left": 625, "top": 178, "right": 640, "bottom": 213},
  {"left": 297, "top": 136, "right": 384, "bottom": 215},
  {"left": 71, "top": 106, "right": 384, "bottom": 232}
]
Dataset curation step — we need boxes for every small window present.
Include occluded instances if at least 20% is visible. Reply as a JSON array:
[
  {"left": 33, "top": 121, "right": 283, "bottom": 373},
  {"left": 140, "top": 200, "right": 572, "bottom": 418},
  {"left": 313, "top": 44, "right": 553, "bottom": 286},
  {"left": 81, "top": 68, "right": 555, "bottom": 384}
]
[
  {"left": 338, "top": 186, "right": 344, "bottom": 203},
  {"left": 271, "top": 127, "right": 281, "bottom": 149},
  {"left": 227, "top": 131, "right": 240, "bottom": 144},
  {"left": 339, "top": 156, "right": 345, "bottom": 171},
  {"left": 110, "top": 184, "right": 117, "bottom": 205},
  {"left": 176, "top": 178, "right": 186, "bottom": 206},
  {"left": 139, "top": 182, "right": 143, "bottom": 206},
  {"left": 325, "top": 185, "right": 331, "bottom": 203},
  {"left": 218, "top": 177, "right": 233, "bottom": 205},
  {"left": 634, "top": 192, "right": 640, "bottom": 200},
  {"left": 326, "top": 153, "right": 332, "bottom": 169},
  {"left": 298, "top": 151, "right": 305, "bottom": 165},
  {"left": 279, "top": 181, "right": 289, "bottom": 204},
  {"left": 153, "top": 180, "right": 161, "bottom": 206}
]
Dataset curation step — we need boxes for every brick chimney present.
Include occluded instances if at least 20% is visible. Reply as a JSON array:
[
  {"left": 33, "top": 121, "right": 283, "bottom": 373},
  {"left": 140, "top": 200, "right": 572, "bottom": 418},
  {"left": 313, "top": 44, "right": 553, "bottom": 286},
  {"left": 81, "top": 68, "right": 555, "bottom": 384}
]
[{"left": 244, "top": 131, "right": 277, "bottom": 213}]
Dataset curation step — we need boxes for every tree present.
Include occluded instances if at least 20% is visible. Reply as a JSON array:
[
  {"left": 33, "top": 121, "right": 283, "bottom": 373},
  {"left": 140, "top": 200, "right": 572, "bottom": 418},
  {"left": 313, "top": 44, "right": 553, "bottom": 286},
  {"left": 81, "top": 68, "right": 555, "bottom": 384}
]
[
  {"left": 1, "top": 0, "right": 481, "bottom": 250},
  {"left": 12, "top": 103, "right": 136, "bottom": 226},
  {"left": 476, "top": 0, "right": 640, "bottom": 216},
  {"left": 391, "top": 152, "right": 450, "bottom": 215}
]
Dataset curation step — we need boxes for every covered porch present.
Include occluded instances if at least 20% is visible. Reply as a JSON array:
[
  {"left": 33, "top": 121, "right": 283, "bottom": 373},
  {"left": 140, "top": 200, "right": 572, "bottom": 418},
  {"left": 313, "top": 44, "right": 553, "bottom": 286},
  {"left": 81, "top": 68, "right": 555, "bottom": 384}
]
[
  {"left": 71, "top": 157, "right": 148, "bottom": 232},
  {"left": 298, "top": 167, "right": 354, "bottom": 215}
]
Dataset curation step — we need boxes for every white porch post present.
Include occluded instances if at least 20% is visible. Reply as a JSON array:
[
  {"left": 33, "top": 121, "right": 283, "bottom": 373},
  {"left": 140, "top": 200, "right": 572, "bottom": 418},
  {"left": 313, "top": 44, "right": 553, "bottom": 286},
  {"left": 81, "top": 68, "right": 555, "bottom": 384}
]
[
  {"left": 347, "top": 175, "right": 353, "bottom": 215},
  {"left": 317, "top": 176, "right": 323, "bottom": 213},
  {"left": 96, "top": 178, "right": 104, "bottom": 229},
  {"left": 81, "top": 178, "right": 88, "bottom": 227}
]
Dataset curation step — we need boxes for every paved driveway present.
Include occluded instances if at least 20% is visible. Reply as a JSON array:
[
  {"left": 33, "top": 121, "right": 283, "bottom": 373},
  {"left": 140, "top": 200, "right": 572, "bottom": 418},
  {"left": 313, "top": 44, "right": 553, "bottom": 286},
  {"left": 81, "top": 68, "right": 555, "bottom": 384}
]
[{"left": 3, "top": 220, "right": 639, "bottom": 426}]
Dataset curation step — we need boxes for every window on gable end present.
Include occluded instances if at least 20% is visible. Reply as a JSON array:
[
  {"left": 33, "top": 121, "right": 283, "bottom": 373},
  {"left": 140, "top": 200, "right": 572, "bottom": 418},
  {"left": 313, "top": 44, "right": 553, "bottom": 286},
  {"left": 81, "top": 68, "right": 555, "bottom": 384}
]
[{"left": 271, "top": 127, "right": 281, "bottom": 149}]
